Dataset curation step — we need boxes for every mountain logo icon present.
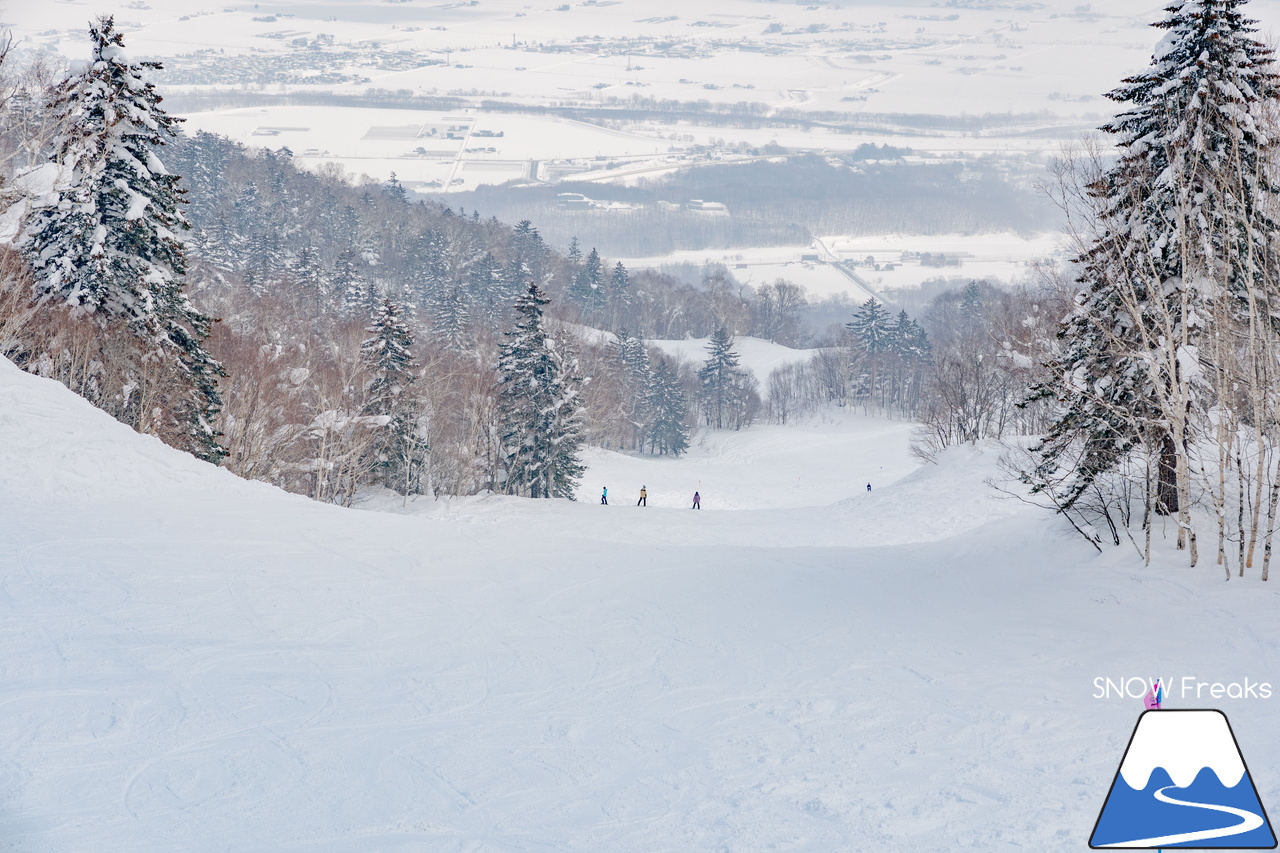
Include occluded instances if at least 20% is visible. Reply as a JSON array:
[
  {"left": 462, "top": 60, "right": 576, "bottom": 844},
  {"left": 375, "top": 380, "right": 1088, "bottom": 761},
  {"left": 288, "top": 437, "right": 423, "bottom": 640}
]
[{"left": 1090, "top": 709, "right": 1276, "bottom": 848}]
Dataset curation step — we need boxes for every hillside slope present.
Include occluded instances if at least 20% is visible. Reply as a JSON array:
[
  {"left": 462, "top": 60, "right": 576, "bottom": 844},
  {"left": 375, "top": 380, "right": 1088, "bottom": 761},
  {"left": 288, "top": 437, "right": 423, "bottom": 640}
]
[{"left": 3, "top": 357, "right": 1279, "bottom": 852}]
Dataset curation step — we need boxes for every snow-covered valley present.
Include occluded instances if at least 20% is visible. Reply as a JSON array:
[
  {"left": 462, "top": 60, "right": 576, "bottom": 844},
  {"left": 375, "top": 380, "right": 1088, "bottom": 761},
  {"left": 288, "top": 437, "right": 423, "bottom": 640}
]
[{"left": 5, "top": 354, "right": 1280, "bottom": 851}]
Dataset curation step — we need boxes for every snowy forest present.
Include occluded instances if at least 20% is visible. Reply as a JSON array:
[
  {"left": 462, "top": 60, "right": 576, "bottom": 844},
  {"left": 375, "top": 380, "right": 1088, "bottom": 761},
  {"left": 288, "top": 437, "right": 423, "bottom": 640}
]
[{"left": 3, "top": 3, "right": 1280, "bottom": 583}]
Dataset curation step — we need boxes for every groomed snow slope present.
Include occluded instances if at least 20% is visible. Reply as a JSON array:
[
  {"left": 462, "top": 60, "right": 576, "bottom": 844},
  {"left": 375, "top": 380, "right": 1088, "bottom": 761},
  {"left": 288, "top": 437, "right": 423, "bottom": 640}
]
[{"left": 3, "top": 356, "right": 1280, "bottom": 852}]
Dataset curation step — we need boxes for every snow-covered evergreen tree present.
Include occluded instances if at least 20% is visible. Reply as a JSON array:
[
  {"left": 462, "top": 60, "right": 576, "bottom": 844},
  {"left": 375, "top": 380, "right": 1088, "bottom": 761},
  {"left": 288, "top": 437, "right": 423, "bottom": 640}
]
[
  {"left": 568, "top": 247, "right": 606, "bottom": 319},
  {"left": 646, "top": 358, "right": 689, "bottom": 456},
  {"left": 495, "top": 283, "right": 585, "bottom": 499},
  {"left": 384, "top": 172, "right": 408, "bottom": 203},
  {"left": 362, "top": 298, "right": 415, "bottom": 410},
  {"left": 958, "top": 282, "right": 984, "bottom": 329},
  {"left": 20, "top": 15, "right": 225, "bottom": 462},
  {"left": 468, "top": 251, "right": 505, "bottom": 329},
  {"left": 24, "top": 17, "right": 179, "bottom": 321},
  {"left": 1029, "top": 0, "right": 1280, "bottom": 553},
  {"left": 431, "top": 286, "right": 470, "bottom": 351},
  {"left": 290, "top": 245, "right": 329, "bottom": 305},
  {"left": 335, "top": 246, "right": 378, "bottom": 315},
  {"left": 846, "top": 299, "right": 895, "bottom": 409},
  {"left": 361, "top": 297, "right": 427, "bottom": 494},
  {"left": 614, "top": 328, "right": 652, "bottom": 384},
  {"left": 611, "top": 328, "right": 653, "bottom": 448},
  {"left": 502, "top": 257, "right": 530, "bottom": 318},
  {"left": 407, "top": 227, "right": 449, "bottom": 304},
  {"left": 890, "top": 309, "right": 930, "bottom": 362},
  {"left": 847, "top": 299, "right": 893, "bottom": 355},
  {"left": 245, "top": 231, "right": 287, "bottom": 288},
  {"left": 698, "top": 326, "right": 756, "bottom": 429},
  {"left": 607, "top": 261, "right": 630, "bottom": 324},
  {"left": 509, "top": 219, "right": 547, "bottom": 285}
]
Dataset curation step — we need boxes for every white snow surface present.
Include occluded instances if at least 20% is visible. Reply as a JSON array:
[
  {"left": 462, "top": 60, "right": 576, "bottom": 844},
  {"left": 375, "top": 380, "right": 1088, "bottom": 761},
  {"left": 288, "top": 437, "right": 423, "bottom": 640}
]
[
  {"left": 5, "top": 355, "right": 1280, "bottom": 852},
  {"left": 1119, "top": 711, "right": 1246, "bottom": 790}
]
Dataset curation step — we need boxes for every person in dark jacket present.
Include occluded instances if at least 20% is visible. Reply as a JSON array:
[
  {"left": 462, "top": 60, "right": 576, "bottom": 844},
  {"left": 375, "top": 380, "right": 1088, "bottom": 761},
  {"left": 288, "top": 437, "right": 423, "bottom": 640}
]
[{"left": 637, "top": 486, "right": 647, "bottom": 506}]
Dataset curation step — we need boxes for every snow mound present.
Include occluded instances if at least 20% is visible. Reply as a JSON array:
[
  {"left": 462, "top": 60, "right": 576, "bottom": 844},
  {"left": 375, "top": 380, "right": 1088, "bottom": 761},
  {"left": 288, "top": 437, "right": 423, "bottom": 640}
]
[
  {"left": 831, "top": 442, "right": 1024, "bottom": 544},
  {"left": 0, "top": 356, "right": 269, "bottom": 502}
]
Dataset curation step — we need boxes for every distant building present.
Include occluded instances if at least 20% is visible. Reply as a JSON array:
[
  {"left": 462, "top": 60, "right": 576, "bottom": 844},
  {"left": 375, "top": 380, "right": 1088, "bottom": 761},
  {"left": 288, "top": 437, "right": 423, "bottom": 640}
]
[
  {"left": 683, "top": 199, "right": 728, "bottom": 213},
  {"left": 556, "top": 192, "right": 594, "bottom": 210}
]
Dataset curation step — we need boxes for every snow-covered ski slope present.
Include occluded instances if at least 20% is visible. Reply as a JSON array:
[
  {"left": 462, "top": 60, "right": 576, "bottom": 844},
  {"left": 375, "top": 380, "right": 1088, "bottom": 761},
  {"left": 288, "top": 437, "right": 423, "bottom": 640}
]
[{"left": 4, "top": 355, "right": 1280, "bottom": 852}]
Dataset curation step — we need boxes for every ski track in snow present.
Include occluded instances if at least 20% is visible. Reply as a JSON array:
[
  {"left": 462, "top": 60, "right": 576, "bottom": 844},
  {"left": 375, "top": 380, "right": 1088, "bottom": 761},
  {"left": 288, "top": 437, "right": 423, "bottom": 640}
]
[
  {"left": 4, "top": 358, "right": 1280, "bottom": 851},
  {"left": 1107, "top": 785, "right": 1264, "bottom": 847}
]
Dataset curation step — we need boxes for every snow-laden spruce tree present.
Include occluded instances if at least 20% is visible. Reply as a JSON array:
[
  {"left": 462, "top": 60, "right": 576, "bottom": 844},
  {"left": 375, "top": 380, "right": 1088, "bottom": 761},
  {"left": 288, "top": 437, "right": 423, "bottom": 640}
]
[
  {"left": 699, "top": 326, "right": 758, "bottom": 430},
  {"left": 495, "top": 282, "right": 584, "bottom": 499},
  {"left": 361, "top": 297, "right": 428, "bottom": 496},
  {"left": 431, "top": 285, "right": 470, "bottom": 351},
  {"left": 847, "top": 298, "right": 894, "bottom": 354},
  {"left": 362, "top": 298, "right": 416, "bottom": 412},
  {"left": 847, "top": 298, "right": 894, "bottom": 411},
  {"left": 468, "top": 251, "right": 506, "bottom": 330},
  {"left": 887, "top": 308, "right": 930, "bottom": 415},
  {"left": 609, "top": 328, "right": 653, "bottom": 449},
  {"left": 1028, "top": 0, "right": 1280, "bottom": 568},
  {"left": 335, "top": 246, "right": 379, "bottom": 316},
  {"left": 568, "top": 247, "right": 605, "bottom": 320},
  {"left": 890, "top": 309, "right": 930, "bottom": 363},
  {"left": 646, "top": 358, "right": 690, "bottom": 456},
  {"left": 20, "top": 16, "right": 224, "bottom": 462},
  {"left": 606, "top": 261, "right": 630, "bottom": 326}
]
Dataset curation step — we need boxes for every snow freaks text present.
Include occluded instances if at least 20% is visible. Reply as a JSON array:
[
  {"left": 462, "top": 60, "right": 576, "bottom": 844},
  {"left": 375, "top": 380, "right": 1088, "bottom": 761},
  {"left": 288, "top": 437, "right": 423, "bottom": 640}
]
[{"left": 1093, "top": 677, "right": 1273, "bottom": 700}]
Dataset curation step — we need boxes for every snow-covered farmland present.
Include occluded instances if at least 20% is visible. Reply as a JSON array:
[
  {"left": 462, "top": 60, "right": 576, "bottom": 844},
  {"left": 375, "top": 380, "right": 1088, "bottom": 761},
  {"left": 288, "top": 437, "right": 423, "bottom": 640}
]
[
  {"left": 179, "top": 105, "right": 678, "bottom": 189},
  {"left": 619, "top": 232, "right": 1062, "bottom": 300},
  {"left": 17, "top": 0, "right": 1276, "bottom": 122},
  {"left": 12, "top": 0, "right": 1280, "bottom": 185},
  {"left": 5, "top": 341, "right": 1280, "bottom": 851},
  {"left": 826, "top": 231, "right": 1066, "bottom": 293}
]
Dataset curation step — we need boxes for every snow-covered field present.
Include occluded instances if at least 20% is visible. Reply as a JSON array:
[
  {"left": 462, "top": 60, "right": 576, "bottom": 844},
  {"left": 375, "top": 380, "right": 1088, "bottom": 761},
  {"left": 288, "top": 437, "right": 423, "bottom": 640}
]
[
  {"left": 16, "top": 0, "right": 1277, "bottom": 120},
  {"left": 827, "top": 231, "right": 1065, "bottom": 293},
  {"left": 621, "top": 231, "right": 1061, "bottom": 299},
  {"left": 11, "top": 0, "right": 1280, "bottom": 189},
  {"left": 179, "top": 105, "right": 680, "bottom": 191},
  {"left": 5, "top": 352, "right": 1280, "bottom": 851}
]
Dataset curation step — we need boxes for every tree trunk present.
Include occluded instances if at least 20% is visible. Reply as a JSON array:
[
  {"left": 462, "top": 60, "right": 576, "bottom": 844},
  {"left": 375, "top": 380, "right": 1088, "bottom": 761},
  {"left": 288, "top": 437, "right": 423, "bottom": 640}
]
[{"left": 1156, "top": 431, "right": 1179, "bottom": 516}]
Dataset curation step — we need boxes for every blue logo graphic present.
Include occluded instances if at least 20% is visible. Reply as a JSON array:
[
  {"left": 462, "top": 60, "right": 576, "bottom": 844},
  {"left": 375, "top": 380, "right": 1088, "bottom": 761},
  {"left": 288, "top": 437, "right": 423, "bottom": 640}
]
[{"left": 1091, "top": 710, "right": 1276, "bottom": 848}]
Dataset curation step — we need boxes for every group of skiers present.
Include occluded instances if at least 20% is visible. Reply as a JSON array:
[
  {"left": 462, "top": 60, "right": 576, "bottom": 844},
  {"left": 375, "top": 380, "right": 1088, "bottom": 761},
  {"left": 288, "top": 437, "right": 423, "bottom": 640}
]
[
  {"left": 598, "top": 484, "right": 871, "bottom": 506},
  {"left": 600, "top": 486, "right": 700, "bottom": 509}
]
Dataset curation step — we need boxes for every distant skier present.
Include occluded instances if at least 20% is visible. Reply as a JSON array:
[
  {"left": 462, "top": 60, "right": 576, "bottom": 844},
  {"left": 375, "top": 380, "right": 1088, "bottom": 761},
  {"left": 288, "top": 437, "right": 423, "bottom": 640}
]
[
  {"left": 867, "top": 483, "right": 872, "bottom": 492},
  {"left": 692, "top": 491, "right": 700, "bottom": 509},
  {"left": 601, "top": 486, "right": 608, "bottom": 505},
  {"left": 1143, "top": 680, "right": 1163, "bottom": 710},
  {"left": 637, "top": 486, "right": 647, "bottom": 507}
]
